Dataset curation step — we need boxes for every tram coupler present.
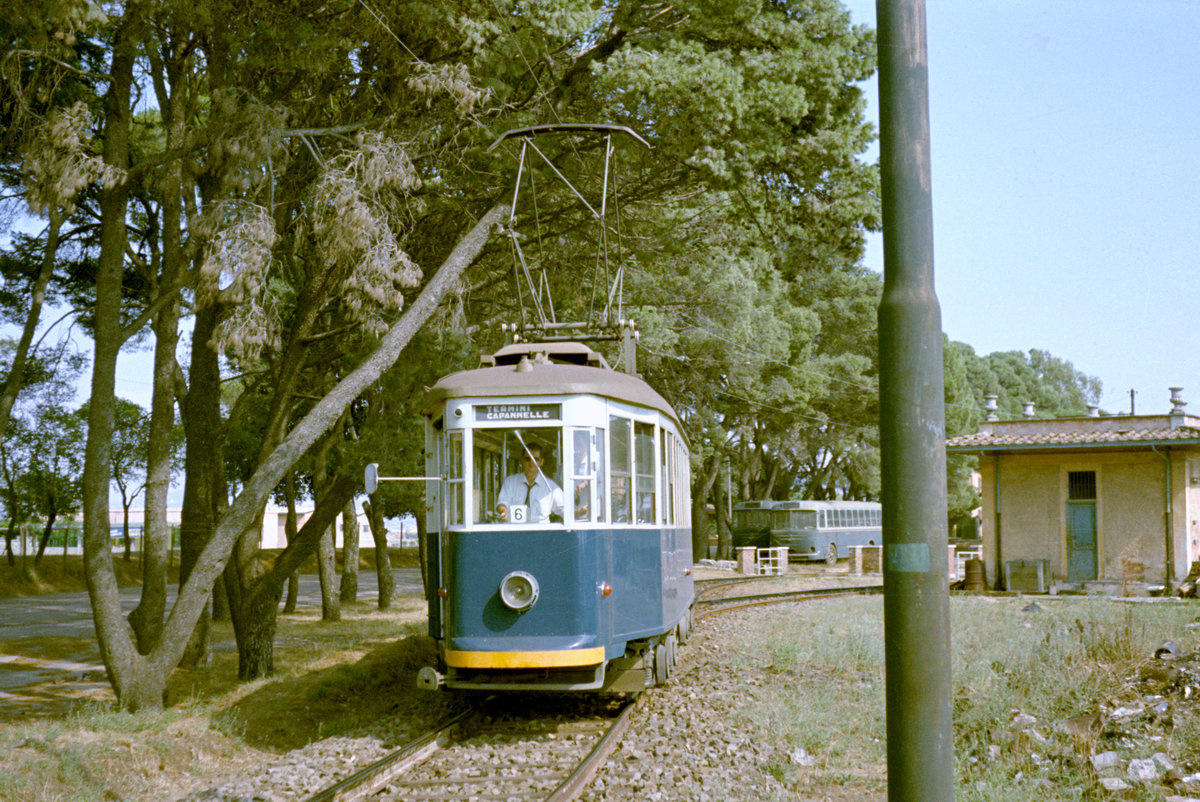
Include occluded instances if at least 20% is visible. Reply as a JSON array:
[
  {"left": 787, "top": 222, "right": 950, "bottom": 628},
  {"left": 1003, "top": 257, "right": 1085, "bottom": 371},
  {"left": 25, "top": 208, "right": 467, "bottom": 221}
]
[{"left": 417, "top": 666, "right": 445, "bottom": 691}]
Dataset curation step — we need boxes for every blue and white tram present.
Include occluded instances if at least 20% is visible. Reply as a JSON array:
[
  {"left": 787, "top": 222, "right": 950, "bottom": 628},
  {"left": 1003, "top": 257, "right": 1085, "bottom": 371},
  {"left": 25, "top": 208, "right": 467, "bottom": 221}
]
[
  {"left": 769, "top": 500, "right": 883, "bottom": 565},
  {"left": 416, "top": 341, "right": 694, "bottom": 692}
]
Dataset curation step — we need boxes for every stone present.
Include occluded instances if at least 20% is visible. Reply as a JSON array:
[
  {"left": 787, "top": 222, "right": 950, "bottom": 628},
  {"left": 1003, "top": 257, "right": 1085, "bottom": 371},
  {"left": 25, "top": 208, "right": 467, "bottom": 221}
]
[
  {"left": 789, "top": 748, "right": 816, "bottom": 767},
  {"left": 1128, "top": 757, "right": 1161, "bottom": 782},
  {"left": 1091, "top": 751, "right": 1122, "bottom": 771}
]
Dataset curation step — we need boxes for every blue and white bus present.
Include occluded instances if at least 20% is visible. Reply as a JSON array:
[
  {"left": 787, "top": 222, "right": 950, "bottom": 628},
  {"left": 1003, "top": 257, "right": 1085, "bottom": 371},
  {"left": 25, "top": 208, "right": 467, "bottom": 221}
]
[
  {"left": 731, "top": 499, "right": 778, "bottom": 551},
  {"left": 769, "top": 500, "right": 882, "bottom": 564}
]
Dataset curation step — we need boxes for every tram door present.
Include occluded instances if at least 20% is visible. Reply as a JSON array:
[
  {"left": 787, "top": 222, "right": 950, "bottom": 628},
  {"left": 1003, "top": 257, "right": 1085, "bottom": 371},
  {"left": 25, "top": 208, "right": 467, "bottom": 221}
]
[{"left": 1066, "top": 471, "right": 1097, "bottom": 581}]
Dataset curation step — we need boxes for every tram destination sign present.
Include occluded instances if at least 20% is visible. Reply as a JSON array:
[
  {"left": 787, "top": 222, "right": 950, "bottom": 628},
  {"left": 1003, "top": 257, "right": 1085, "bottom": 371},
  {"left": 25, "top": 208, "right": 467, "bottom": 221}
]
[{"left": 475, "top": 403, "right": 562, "bottom": 422}]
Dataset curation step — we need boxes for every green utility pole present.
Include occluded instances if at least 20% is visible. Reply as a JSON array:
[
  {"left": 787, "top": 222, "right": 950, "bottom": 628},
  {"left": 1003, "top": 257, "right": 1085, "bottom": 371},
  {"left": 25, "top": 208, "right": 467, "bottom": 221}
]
[{"left": 875, "top": 0, "right": 955, "bottom": 799}]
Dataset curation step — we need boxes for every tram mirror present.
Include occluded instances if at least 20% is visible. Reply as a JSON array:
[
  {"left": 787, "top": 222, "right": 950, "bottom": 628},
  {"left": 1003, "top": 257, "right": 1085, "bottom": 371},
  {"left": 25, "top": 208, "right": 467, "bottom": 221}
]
[{"left": 365, "top": 462, "right": 378, "bottom": 494}]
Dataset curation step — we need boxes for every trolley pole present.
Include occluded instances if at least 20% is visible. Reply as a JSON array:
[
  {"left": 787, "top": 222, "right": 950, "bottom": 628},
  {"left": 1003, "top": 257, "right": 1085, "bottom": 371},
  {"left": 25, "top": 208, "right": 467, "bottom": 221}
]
[{"left": 875, "top": 0, "right": 955, "bottom": 799}]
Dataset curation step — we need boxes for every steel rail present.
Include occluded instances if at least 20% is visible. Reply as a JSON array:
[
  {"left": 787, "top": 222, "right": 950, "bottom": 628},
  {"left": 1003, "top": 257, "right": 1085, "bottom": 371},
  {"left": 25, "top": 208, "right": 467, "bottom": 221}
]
[
  {"left": 696, "top": 584, "right": 883, "bottom": 618},
  {"left": 301, "top": 707, "right": 474, "bottom": 802},
  {"left": 544, "top": 695, "right": 643, "bottom": 802}
]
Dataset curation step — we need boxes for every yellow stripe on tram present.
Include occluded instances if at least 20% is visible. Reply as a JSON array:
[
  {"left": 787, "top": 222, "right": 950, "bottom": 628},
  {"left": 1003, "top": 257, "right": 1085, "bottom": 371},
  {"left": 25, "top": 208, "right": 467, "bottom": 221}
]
[{"left": 446, "top": 647, "right": 605, "bottom": 669}]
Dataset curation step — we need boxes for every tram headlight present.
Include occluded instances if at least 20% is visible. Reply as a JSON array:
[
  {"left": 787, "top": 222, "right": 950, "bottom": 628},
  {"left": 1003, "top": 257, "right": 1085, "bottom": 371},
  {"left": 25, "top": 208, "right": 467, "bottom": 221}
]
[{"left": 499, "top": 571, "right": 539, "bottom": 612}]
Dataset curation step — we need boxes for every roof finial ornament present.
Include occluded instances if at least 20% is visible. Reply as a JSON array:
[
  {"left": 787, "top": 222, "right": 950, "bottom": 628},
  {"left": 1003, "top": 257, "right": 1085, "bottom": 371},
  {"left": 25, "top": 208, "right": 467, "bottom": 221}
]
[
  {"left": 1170, "top": 387, "right": 1186, "bottom": 415},
  {"left": 983, "top": 394, "right": 999, "bottom": 422}
]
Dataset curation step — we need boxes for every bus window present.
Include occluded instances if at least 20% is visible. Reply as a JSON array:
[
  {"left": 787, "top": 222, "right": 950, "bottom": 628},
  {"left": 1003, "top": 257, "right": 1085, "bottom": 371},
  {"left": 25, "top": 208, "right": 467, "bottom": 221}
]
[
  {"left": 610, "top": 416, "right": 632, "bottom": 523},
  {"left": 635, "top": 422, "right": 655, "bottom": 524}
]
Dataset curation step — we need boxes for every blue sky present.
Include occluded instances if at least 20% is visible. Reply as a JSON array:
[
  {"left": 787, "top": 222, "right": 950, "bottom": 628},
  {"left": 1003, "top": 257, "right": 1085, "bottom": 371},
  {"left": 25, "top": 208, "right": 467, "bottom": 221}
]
[
  {"left": 6, "top": 1, "right": 1198, "bottom": 421},
  {"left": 842, "top": 0, "right": 1200, "bottom": 416}
]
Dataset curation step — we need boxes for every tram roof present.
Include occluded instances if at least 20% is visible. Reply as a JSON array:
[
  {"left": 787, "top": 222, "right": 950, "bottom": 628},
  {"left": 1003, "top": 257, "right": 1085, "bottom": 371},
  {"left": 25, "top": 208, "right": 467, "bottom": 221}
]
[{"left": 422, "top": 343, "right": 684, "bottom": 429}]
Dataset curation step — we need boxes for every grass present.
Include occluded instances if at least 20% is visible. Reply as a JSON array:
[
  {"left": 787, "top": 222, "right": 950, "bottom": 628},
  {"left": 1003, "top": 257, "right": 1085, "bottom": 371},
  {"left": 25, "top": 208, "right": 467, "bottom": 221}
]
[
  {"left": 5, "top": 566, "right": 1200, "bottom": 800},
  {"left": 728, "top": 594, "right": 1200, "bottom": 800},
  {"left": 0, "top": 597, "right": 442, "bottom": 801}
]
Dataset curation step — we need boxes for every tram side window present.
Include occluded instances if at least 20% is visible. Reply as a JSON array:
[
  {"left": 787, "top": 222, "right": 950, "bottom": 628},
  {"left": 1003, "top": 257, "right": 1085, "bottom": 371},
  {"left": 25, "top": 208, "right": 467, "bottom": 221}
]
[
  {"left": 609, "top": 416, "right": 632, "bottom": 523},
  {"left": 571, "top": 427, "right": 606, "bottom": 523},
  {"left": 634, "top": 422, "right": 656, "bottom": 524},
  {"left": 676, "top": 439, "right": 688, "bottom": 524},
  {"left": 445, "top": 432, "right": 464, "bottom": 526},
  {"left": 661, "top": 433, "right": 671, "bottom": 525}
]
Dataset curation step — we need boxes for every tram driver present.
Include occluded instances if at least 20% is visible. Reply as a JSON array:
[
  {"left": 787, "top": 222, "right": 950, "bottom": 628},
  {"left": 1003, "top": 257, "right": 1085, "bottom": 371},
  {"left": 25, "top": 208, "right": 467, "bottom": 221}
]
[{"left": 496, "top": 443, "right": 565, "bottom": 523}]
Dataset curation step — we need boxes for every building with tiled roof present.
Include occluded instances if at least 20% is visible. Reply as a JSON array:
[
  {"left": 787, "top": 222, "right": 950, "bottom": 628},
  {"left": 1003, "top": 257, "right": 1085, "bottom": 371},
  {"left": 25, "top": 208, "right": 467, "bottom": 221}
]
[{"left": 946, "top": 389, "right": 1200, "bottom": 591}]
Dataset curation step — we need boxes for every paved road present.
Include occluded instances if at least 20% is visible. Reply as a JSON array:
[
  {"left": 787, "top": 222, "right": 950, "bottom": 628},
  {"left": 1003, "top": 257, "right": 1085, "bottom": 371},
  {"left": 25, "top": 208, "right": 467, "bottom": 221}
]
[{"left": 0, "top": 568, "right": 424, "bottom": 697}]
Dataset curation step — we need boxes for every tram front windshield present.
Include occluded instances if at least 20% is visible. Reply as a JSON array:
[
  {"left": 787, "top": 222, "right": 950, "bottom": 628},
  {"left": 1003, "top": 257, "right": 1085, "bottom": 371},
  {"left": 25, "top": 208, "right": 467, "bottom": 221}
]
[{"left": 471, "top": 427, "right": 563, "bottom": 524}]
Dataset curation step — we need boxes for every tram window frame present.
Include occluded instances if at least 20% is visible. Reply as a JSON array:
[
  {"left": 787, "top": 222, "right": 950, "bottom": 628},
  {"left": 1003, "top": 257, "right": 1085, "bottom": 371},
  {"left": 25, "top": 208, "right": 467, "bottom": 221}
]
[
  {"left": 677, "top": 439, "right": 688, "bottom": 524},
  {"left": 570, "top": 426, "right": 606, "bottom": 524},
  {"left": 661, "top": 433, "right": 671, "bottom": 525},
  {"left": 470, "top": 426, "right": 564, "bottom": 525},
  {"left": 634, "top": 421, "right": 656, "bottom": 524},
  {"left": 609, "top": 416, "right": 633, "bottom": 524},
  {"left": 445, "top": 432, "right": 464, "bottom": 526}
]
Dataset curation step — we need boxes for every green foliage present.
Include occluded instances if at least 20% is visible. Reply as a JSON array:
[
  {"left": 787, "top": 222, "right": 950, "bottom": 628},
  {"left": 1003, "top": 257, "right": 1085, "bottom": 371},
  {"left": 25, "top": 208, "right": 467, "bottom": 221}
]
[{"left": 942, "top": 341, "right": 1103, "bottom": 527}]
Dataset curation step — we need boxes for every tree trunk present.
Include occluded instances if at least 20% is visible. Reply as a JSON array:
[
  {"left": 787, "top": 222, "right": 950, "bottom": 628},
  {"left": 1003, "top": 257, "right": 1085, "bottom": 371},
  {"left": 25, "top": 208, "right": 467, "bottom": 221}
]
[
  {"left": 211, "top": 574, "right": 230, "bottom": 621},
  {"left": 223, "top": 520, "right": 275, "bottom": 679},
  {"left": 363, "top": 494, "right": 393, "bottom": 610},
  {"left": 763, "top": 459, "right": 780, "bottom": 500},
  {"left": 128, "top": 44, "right": 185, "bottom": 655},
  {"left": 317, "top": 524, "right": 340, "bottom": 621},
  {"left": 714, "top": 461, "right": 733, "bottom": 560},
  {"left": 338, "top": 499, "right": 359, "bottom": 604},
  {"left": 0, "top": 209, "right": 60, "bottom": 443},
  {"left": 177, "top": 302, "right": 225, "bottom": 669},
  {"left": 283, "top": 474, "right": 300, "bottom": 614},
  {"left": 233, "top": 578, "right": 281, "bottom": 680},
  {"left": 415, "top": 507, "right": 429, "bottom": 597},
  {"left": 80, "top": 5, "right": 162, "bottom": 711},
  {"left": 35, "top": 508, "right": 57, "bottom": 562},
  {"left": 235, "top": 474, "right": 357, "bottom": 679},
  {"left": 89, "top": 202, "right": 506, "bottom": 709},
  {"left": 122, "top": 503, "right": 132, "bottom": 561},
  {"left": 691, "top": 456, "right": 721, "bottom": 561}
]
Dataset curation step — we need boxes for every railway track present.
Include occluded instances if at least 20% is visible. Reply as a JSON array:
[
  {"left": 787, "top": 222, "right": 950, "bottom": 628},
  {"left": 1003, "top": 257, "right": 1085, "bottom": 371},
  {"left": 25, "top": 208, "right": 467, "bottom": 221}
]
[
  {"left": 299, "top": 576, "right": 879, "bottom": 802},
  {"left": 697, "top": 582, "right": 883, "bottom": 617},
  {"left": 302, "top": 694, "right": 641, "bottom": 801}
]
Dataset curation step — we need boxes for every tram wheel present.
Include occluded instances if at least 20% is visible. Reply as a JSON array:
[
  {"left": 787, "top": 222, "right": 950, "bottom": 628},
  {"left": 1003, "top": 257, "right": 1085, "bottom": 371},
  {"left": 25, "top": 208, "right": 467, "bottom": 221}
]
[
  {"left": 826, "top": 543, "right": 838, "bottom": 566},
  {"left": 654, "top": 642, "right": 670, "bottom": 686},
  {"left": 677, "top": 611, "right": 690, "bottom": 646}
]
